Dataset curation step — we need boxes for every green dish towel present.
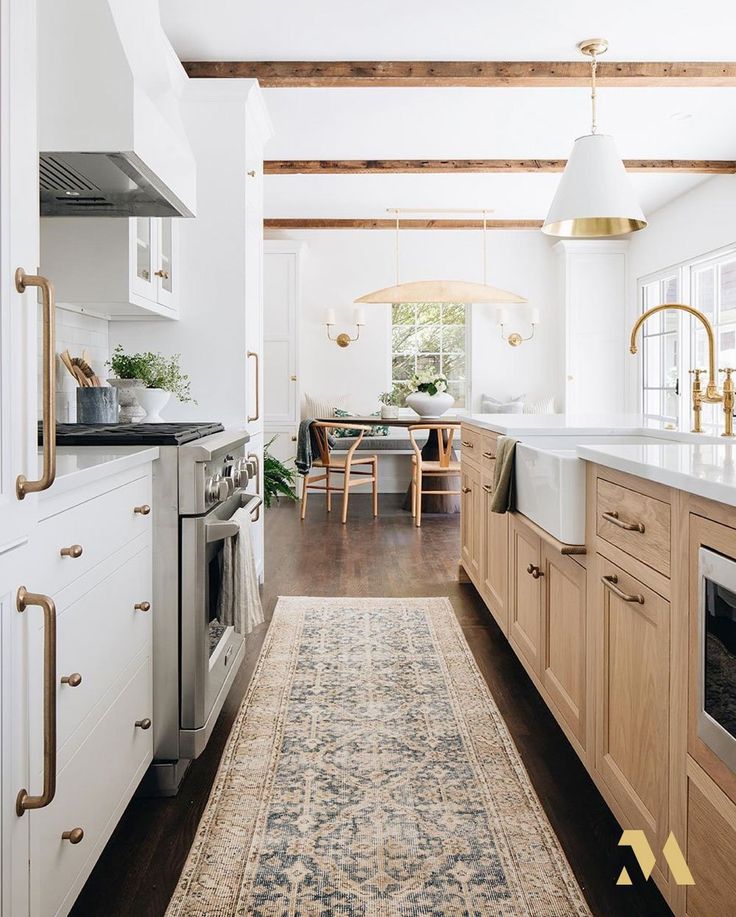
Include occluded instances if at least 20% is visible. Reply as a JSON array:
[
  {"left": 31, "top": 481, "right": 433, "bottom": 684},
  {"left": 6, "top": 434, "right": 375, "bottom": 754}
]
[{"left": 490, "top": 436, "right": 518, "bottom": 514}]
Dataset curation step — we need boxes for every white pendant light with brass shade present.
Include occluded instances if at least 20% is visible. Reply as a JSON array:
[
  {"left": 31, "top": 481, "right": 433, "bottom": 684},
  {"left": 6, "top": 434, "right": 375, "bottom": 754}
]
[
  {"left": 542, "top": 39, "right": 647, "bottom": 238},
  {"left": 355, "top": 209, "right": 527, "bottom": 305}
]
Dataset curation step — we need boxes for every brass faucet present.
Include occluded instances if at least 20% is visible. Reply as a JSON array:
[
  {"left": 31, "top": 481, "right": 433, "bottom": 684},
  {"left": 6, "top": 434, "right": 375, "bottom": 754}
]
[{"left": 629, "top": 303, "right": 734, "bottom": 437}]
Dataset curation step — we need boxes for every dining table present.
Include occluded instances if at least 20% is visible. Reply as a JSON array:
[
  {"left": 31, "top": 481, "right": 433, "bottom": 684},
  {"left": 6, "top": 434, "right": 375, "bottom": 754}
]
[{"left": 317, "top": 415, "right": 463, "bottom": 514}]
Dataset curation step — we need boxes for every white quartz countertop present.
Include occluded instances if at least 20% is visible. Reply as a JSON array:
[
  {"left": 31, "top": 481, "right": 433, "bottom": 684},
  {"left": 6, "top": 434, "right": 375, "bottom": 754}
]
[
  {"left": 463, "top": 413, "right": 726, "bottom": 444},
  {"left": 577, "top": 442, "right": 736, "bottom": 507},
  {"left": 42, "top": 446, "right": 159, "bottom": 498}
]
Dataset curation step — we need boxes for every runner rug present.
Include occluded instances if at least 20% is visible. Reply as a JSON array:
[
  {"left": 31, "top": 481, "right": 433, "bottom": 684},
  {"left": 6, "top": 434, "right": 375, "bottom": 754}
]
[{"left": 167, "top": 596, "right": 590, "bottom": 916}]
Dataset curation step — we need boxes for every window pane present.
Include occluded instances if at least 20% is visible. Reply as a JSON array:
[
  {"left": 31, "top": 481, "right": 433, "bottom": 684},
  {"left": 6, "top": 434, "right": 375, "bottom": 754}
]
[
  {"left": 694, "top": 267, "right": 715, "bottom": 318},
  {"left": 392, "top": 303, "right": 414, "bottom": 324},
  {"left": 446, "top": 379, "right": 465, "bottom": 406},
  {"left": 443, "top": 303, "right": 465, "bottom": 324},
  {"left": 392, "top": 325, "right": 416, "bottom": 352},
  {"left": 392, "top": 354, "right": 414, "bottom": 380},
  {"left": 644, "top": 336, "right": 662, "bottom": 388},
  {"left": 442, "top": 352, "right": 465, "bottom": 379},
  {"left": 416, "top": 303, "right": 441, "bottom": 324},
  {"left": 663, "top": 276, "right": 678, "bottom": 303},
  {"left": 415, "top": 324, "right": 441, "bottom": 352},
  {"left": 720, "top": 325, "right": 736, "bottom": 367},
  {"left": 720, "top": 261, "right": 736, "bottom": 325},
  {"left": 416, "top": 354, "right": 441, "bottom": 375},
  {"left": 442, "top": 325, "right": 465, "bottom": 352}
]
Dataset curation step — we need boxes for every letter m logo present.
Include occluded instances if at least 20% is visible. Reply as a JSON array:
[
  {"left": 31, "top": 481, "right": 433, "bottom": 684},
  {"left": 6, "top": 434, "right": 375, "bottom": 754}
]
[{"left": 617, "top": 831, "right": 694, "bottom": 886}]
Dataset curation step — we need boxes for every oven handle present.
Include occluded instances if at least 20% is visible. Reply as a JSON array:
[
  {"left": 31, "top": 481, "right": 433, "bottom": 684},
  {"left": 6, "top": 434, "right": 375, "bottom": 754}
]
[{"left": 205, "top": 495, "right": 263, "bottom": 543}]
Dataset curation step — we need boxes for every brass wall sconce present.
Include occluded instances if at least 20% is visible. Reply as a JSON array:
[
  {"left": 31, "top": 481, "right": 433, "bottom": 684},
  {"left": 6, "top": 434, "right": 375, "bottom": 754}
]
[
  {"left": 325, "top": 308, "right": 365, "bottom": 348},
  {"left": 497, "top": 307, "right": 540, "bottom": 347}
]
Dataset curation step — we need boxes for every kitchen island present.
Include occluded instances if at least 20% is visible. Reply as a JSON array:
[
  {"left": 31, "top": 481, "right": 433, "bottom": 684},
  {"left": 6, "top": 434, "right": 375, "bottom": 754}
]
[{"left": 459, "top": 415, "right": 736, "bottom": 917}]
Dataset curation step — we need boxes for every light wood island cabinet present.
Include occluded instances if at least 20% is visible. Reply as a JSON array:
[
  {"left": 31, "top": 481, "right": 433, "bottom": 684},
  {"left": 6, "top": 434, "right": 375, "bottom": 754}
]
[{"left": 460, "top": 420, "right": 736, "bottom": 915}]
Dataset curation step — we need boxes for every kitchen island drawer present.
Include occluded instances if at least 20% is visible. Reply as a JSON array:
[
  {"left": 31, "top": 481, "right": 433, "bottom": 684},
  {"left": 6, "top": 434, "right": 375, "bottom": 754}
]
[
  {"left": 459, "top": 424, "right": 482, "bottom": 463},
  {"left": 596, "top": 476, "right": 671, "bottom": 577},
  {"left": 28, "top": 537, "right": 152, "bottom": 765},
  {"left": 33, "top": 472, "right": 152, "bottom": 597},
  {"left": 30, "top": 653, "right": 152, "bottom": 917}
]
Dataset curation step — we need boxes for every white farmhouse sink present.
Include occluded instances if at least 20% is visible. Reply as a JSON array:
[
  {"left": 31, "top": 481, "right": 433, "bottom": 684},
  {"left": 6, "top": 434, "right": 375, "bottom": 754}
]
[{"left": 515, "top": 436, "right": 676, "bottom": 544}]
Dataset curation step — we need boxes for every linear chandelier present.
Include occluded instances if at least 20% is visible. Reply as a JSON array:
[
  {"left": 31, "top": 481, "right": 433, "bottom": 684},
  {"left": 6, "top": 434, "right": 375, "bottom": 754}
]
[
  {"left": 542, "top": 39, "right": 647, "bottom": 238},
  {"left": 355, "top": 209, "right": 527, "bottom": 304}
]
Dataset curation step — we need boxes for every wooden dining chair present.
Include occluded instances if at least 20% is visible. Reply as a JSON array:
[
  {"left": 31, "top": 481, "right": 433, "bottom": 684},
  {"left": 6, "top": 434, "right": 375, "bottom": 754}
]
[
  {"left": 300, "top": 422, "right": 379, "bottom": 523},
  {"left": 408, "top": 423, "right": 461, "bottom": 527}
]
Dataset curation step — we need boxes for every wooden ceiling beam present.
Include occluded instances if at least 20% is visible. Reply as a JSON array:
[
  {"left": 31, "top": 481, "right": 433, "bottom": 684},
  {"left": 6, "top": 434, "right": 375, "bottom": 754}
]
[
  {"left": 264, "top": 219, "right": 544, "bottom": 230},
  {"left": 265, "top": 159, "right": 736, "bottom": 175},
  {"left": 183, "top": 60, "right": 736, "bottom": 88}
]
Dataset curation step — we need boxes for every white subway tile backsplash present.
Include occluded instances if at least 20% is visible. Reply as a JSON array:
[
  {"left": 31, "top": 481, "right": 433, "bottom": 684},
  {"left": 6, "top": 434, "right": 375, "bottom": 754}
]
[{"left": 39, "top": 306, "right": 111, "bottom": 422}]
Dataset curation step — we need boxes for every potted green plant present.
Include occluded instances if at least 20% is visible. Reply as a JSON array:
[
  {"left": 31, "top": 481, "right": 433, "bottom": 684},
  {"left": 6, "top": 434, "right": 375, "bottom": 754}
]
[
  {"left": 378, "top": 383, "right": 409, "bottom": 420},
  {"left": 405, "top": 371, "right": 454, "bottom": 418},
  {"left": 107, "top": 345, "right": 195, "bottom": 422},
  {"left": 263, "top": 437, "right": 298, "bottom": 508}
]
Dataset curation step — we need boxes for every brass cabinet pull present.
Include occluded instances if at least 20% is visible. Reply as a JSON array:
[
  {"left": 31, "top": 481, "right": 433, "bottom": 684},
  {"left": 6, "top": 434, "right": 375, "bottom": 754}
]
[
  {"left": 482, "top": 451, "right": 494, "bottom": 459},
  {"left": 247, "top": 169, "right": 256, "bottom": 177},
  {"left": 62, "top": 827, "right": 84, "bottom": 844},
  {"left": 291, "top": 435, "right": 297, "bottom": 442},
  {"left": 134, "top": 601, "right": 151, "bottom": 612},
  {"left": 461, "top": 486, "right": 472, "bottom": 494},
  {"left": 61, "top": 673, "right": 82, "bottom": 687},
  {"left": 154, "top": 269, "right": 169, "bottom": 280},
  {"left": 461, "top": 440, "right": 474, "bottom": 448},
  {"left": 527, "top": 563, "right": 544, "bottom": 579},
  {"left": 601, "top": 574, "right": 645, "bottom": 605},
  {"left": 482, "top": 484, "right": 493, "bottom": 494},
  {"left": 135, "top": 718, "right": 152, "bottom": 730},
  {"left": 60, "top": 544, "right": 83, "bottom": 559},
  {"left": 601, "top": 510, "right": 645, "bottom": 533},
  {"left": 247, "top": 351, "right": 260, "bottom": 423},
  {"left": 16, "top": 588, "right": 57, "bottom": 816},
  {"left": 16, "top": 269, "right": 56, "bottom": 499},
  {"left": 134, "top": 504, "right": 151, "bottom": 516},
  {"left": 247, "top": 452, "right": 261, "bottom": 521},
  {"left": 290, "top": 374, "right": 297, "bottom": 381}
]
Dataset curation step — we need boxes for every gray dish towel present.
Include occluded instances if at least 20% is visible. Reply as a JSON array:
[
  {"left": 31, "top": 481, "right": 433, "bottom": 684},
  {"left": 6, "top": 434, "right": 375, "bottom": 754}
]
[
  {"left": 216, "top": 506, "right": 264, "bottom": 636},
  {"left": 295, "top": 418, "right": 334, "bottom": 477},
  {"left": 490, "top": 436, "right": 518, "bottom": 514}
]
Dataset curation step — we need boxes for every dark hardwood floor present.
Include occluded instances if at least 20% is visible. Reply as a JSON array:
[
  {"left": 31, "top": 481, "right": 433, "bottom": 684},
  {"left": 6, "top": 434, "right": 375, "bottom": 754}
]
[{"left": 71, "top": 494, "right": 671, "bottom": 917}]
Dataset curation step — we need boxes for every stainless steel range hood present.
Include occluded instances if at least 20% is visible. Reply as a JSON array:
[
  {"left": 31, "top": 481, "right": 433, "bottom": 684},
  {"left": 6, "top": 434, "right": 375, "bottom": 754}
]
[{"left": 39, "top": 0, "right": 196, "bottom": 218}]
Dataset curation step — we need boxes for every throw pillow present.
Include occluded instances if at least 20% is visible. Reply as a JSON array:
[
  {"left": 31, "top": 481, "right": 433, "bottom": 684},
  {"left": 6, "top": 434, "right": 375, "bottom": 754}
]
[
  {"left": 303, "top": 391, "right": 350, "bottom": 421},
  {"left": 480, "top": 393, "right": 526, "bottom": 414},
  {"left": 524, "top": 396, "right": 556, "bottom": 414}
]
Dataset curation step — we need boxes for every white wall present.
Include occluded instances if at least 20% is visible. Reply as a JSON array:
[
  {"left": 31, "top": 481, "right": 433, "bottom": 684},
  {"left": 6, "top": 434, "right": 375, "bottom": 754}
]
[
  {"left": 265, "top": 228, "right": 562, "bottom": 414},
  {"left": 625, "top": 175, "right": 736, "bottom": 407}
]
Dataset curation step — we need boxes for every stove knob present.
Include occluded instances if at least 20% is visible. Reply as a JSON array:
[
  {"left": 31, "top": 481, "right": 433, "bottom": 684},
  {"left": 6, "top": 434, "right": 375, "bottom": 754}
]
[
  {"left": 206, "top": 473, "right": 223, "bottom": 503},
  {"left": 217, "top": 479, "right": 232, "bottom": 501},
  {"left": 235, "top": 456, "right": 250, "bottom": 486}
]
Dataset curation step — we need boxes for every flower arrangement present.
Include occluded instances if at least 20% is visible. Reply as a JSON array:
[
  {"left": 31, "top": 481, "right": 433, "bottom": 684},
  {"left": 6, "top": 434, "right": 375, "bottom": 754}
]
[
  {"left": 379, "top": 382, "right": 411, "bottom": 407},
  {"left": 408, "top": 371, "right": 448, "bottom": 396},
  {"left": 108, "top": 345, "right": 195, "bottom": 403}
]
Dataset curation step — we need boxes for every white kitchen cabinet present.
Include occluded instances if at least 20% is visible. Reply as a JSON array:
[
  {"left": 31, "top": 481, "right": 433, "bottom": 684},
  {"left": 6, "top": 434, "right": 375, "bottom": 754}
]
[
  {"left": 555, "top": 240, "right": 628, "bottom": 414},
  {"left": 15, "top": 457, "right": 155, "bottom": 917},
  {"left": 264, "top": 241, "right": 303, "bottom": 428},
  {"left": 40, "top": 216, "right": 179, "bottom": 320}
]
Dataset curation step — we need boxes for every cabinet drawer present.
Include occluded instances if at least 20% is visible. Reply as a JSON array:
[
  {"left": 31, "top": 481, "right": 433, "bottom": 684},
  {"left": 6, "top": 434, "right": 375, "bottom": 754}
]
[
  {"left": 33, "top": 474, "right": 152, "bottom": 597},
  {"left": 31, "top": 654, "right": 152, "bottom": 917},
  {"left": 480, "top": 432, "right": 498, "bottom": 473},
  {"left": 29, "top": 539, "right": 152, "bottom": 765},
  {"left": 596, "top": 477, "right": 671, "bottom": 576},
  {"left": 459, "top": 425, "right": 482, "bottom": 463},
  {"left": 686, "top": 773, "right": 736, "bottom": 916}
]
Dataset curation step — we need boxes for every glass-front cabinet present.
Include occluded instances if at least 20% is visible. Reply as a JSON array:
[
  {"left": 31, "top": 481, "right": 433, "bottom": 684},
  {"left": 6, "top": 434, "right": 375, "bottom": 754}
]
[{"left": 132, "top": 216, "right": 177, "bottom": 312}]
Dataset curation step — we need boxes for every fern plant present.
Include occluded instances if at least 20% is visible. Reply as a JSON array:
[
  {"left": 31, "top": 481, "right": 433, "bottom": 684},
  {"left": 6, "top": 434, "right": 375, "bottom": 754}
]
[{"left": 263, "top": 436, "right": 298, "bottom": 508}]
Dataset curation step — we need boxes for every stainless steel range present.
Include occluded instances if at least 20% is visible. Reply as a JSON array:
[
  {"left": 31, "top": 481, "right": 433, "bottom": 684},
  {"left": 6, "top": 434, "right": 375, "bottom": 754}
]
[{"left": 52, "top": 423, "right": 262, "bottom": 795}]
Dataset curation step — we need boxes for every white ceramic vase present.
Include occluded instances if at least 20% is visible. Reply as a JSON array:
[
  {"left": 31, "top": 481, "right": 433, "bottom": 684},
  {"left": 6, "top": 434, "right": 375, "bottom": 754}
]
[
  {"left": 405, "top": 390, "right": 455, "bottom": 418},
  {"left": 136, "top": 388, "right": 171, "bottom": 423},
  {"left": 107, "top": 378, "right": 145, "bottom": 423}
]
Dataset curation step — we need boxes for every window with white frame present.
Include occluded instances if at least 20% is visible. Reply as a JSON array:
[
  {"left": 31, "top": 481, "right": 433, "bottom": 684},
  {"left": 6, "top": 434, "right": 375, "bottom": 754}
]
[
  {"left": 391, "top": 303, "right": 469, "bottom": 407},
  {"left": 640, "top": 273, "right": 680, "bottom": 424},
  {"left": 638, "top": 245, "right": 736, "bottom": 431}
]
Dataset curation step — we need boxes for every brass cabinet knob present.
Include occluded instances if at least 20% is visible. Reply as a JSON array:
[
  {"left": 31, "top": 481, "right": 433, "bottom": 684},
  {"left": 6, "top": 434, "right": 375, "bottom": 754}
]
[
  {"left": 154, "top": 269, "right": 170, "bottom": 280},
  {"left": 61, "top": 673, "right": 82, "bottom": 687},
  {"left": 527, "top": 564, "right": 544, "bottom": 579},
  {"left": 133, "top": 504, "right": 151, "bottom": 516},
  {"left": 135, "top": 718, "right": 152, "bottom": 730},
  {"left": 62, "top": 827, "right": 84, "bottom": 844},
  {"left": 134, "top": 601, "right": 151, "bottom": 612},
  {"left": 60, "top": 544, "right": 83, "bottom": 558},
  {"left": 290, "top": 375, "right": 297, "bottom": 381},
  {"left": 461, "top": 486, "right": 471, "bottom": 494}
]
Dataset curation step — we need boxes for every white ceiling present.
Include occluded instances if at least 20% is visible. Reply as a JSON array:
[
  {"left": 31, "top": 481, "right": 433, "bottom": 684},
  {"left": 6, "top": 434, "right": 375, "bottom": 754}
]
[{"left": 159, "top": 0, "right": 736, "bottom": 220}]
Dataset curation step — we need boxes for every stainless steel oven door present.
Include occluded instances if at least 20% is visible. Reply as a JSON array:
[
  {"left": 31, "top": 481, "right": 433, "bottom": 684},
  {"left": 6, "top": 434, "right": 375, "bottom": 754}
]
[
  {"left": 698, "top": 546, "right": 736, "bottom": 773},
  {"left": 179, "top": 489, "right": 261, "bottom": 757}
]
